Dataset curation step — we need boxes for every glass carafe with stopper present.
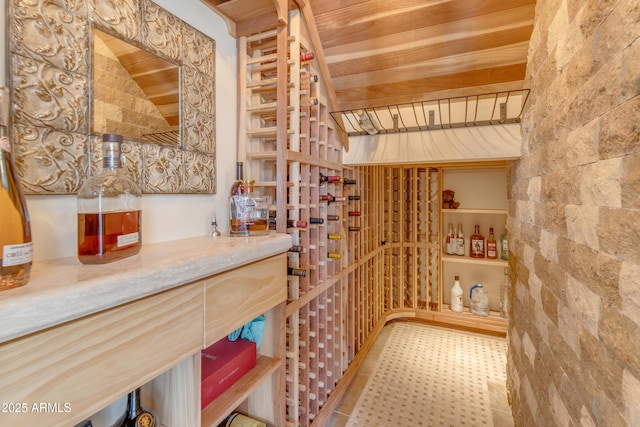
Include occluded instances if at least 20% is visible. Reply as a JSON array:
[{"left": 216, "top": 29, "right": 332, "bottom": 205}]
[
  {"left": 0, "top": 87, "right": 33, "bottom": 290},
  {"left": 113, "top": 388, "right": 158, "bottom": 427},
  {"left": 77, "top": 134, "right": 142, "bottom": 264}
]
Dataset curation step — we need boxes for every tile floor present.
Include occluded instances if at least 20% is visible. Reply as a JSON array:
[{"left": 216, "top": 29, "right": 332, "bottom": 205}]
[{"left": 326, "top": 321, "right": 514, "bottom": 427}]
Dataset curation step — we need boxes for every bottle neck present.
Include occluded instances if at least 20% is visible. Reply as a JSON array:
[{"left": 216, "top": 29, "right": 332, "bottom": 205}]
[
  {"left": 102, "top": 155, "right": 122, "bottom": 170},
  {"left": 126, "top": 388, "right": 144, "bottom": 418}
]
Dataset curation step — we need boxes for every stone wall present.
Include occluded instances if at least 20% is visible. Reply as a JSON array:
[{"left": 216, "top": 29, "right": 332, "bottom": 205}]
[{"left": 507, "top": 0, "right": 640, "bottom": 425}]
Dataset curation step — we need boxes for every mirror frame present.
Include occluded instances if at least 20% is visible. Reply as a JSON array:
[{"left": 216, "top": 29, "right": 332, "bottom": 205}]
[{"left": 9, "top": 0, "right": 217, "bottom": 194}]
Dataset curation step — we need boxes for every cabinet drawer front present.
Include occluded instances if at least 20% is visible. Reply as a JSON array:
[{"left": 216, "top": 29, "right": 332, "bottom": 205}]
[
  {"left": 0, "top": 283, "right": 203, "bottom": 427},
  {"left": 204, "top": 254, "right": 286, "bottom": 347}
]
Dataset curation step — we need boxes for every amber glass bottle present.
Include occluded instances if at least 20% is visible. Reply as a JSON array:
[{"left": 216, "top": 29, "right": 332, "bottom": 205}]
[{"left": 470, "top": 224, "right": 485, "bottom": 258}]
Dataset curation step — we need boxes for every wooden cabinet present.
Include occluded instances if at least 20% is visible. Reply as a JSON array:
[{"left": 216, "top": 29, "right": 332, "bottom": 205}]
[
  {"left": 0, "top": 284, "right": 203, "bottom": 427},
  {"left": 437, "top": 165, "right": 509, "bottom": 333},
  {"left": 0, "top": 247, "right": 289, "bottom": 427},
  {"left": 202, "top": 255, "right": 287, "bottom": 427}
]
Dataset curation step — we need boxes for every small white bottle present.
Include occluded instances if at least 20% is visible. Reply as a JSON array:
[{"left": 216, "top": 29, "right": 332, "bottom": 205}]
[{"left": 450, "top": 275, "right": 464, "bottom": 312}]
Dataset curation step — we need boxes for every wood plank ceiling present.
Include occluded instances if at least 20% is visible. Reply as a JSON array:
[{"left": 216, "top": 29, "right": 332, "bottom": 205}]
[{"left": 306, "top": 0, "right": 536, "bottom": 112}]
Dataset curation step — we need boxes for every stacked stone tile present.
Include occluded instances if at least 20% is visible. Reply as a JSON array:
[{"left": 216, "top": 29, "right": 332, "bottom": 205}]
[{"left": 508, "top": 0, "right": 640, "bottom": 425}]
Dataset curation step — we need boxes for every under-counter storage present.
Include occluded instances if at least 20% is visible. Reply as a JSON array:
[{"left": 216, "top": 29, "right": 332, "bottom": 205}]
[
  {"left": 0, "top": 284, "right": 203, "bottom": 427},
  {"left": 0, "top": 235, "right": 291, "bottom": 427},
  {"left": 202, "top": 254, "right": 286, "bottom": 427}
]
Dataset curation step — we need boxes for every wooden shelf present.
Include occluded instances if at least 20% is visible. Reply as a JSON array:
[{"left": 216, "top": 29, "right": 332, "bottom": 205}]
[
  {"left": 442, "top": 255, "right": 508, "bottom": 267},
  {"left": 443, "top": 208, "right": 507, "bottom": 215},
  {"left": 201, "top": 0, "right": 287, "bottom": 37},
  {"left": 201, "top": 355, "right": 282, "bottom": 427}
]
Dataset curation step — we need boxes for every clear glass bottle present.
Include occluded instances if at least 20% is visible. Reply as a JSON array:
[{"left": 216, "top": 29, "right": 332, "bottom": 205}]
[
  {"left": 445, "top": 223, "right": 455, "bottom": 255},
  {"left": 113, "top": 388, "right": 159, "bottom": 427},
  {"left": 500, "top": 267, "right": 510, "bottom": 319},
  {"left": 230, "top": 162, "right": 245, "bottom": 196},
  {"left": 0, "top": 87, "right": 33, "bottom": 290},
  {"left": 455, "top": 223, "right": 465, "bottom": 256},
  {"left": 77, "top": 134, "right": 142, "bottom": 264},
  {"left": 500, "top": 225, "right": 509, "bottom": 260}
]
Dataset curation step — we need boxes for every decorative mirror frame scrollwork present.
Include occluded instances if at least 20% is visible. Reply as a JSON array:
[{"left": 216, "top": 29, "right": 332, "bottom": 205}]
[{"left": 9, "top": 0, "right": 217, "bottom": 194}]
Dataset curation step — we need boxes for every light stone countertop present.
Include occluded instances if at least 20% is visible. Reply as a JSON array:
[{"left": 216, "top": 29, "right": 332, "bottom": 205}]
[{"left": 0, "top": 232, "right": 292, "bottom": 344}]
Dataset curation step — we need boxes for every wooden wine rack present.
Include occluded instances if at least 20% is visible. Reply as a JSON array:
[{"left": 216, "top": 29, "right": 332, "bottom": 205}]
[{"left": 224, "top": 3, "right": 509, "bottom": 426}]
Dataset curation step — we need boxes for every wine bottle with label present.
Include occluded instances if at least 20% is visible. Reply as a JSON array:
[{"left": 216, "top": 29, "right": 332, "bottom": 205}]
[
  {"left": 112, "top": 388, "right": 159, "bottom": 427},
  {"left": 77, "top": 134, "right": 142, "bottom": 264},
  {"left": 0, "top": 87, "right": 33, "bottom": 290},
  {"left": 218, "top": 412, "right": 272, "bottom": 427},
  {"left": 320, "top": 174, "right": 341, "bottom": 184}
]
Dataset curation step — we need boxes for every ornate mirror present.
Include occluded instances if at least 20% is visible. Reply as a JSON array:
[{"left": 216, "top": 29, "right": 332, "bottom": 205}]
[{"left": 9, "top": 0, "right": 216, "bottom": 194}]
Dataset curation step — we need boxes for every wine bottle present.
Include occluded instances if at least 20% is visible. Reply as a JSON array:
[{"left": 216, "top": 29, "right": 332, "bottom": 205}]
[
  {"left": 112, "top": 388, "right": 159, "bottom": 427},
  {"left": 327, "top": 233, "right": 342, "bottom": 240},
  {"left": 348, "top": 211, "right": 361, "bottom": 217},
  {"left": 77, "top": 134, "right": 142, "bottom": 264},
  {"left": 326, "top": 214, "right": 340, "bottom": 221},
  {"left": 321, "top": 194, "right": 345, "bottom": 204},
  {"left": 470, "top": 224, "right": 485, "bottom": 258},
  {"left": 343, "top": 178, "right": 357, "bottom": 185},
  {"left": 486, "top": 227, "right": 498, "bottom": 259},
  {"left": 218, "top": 412, "right": 271, "bottom": 427},
  {"left": 348, "top": 195, "right": 360, "bottom": 200},
  {"left": 0, "top": 87, "right": 33, "bottom": 290},
  {"left": 327, "top": 252, "right": 341, "bottom": 259},
  {"left": 348, "top": 226, "right": 361, "bottom": 232},
  {"left": 309, "top": 217, "right": 324, "bottom": 224},
  {"left": 287, "top": 219, "right": 308, "bottom": 229},
  {"left": 288, "top": 245, "right": 303, "bottom": 253},
  {"left": 320, "top": 174, "right": 341, "bottom": 184},
  {"left": 288, "top": 267, "right": 306, "bottom": 277},
  {"left": 300, "top": 51, "right": 315, "bottom": 62}
]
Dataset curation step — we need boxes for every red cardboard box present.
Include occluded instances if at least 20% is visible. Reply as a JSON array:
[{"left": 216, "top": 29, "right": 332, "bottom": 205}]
[{"left": 201, "top": 338, "right": 257, "bottom": 409}]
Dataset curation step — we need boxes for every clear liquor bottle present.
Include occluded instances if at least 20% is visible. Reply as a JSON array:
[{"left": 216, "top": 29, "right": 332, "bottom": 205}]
[
  {"left": 500, "top": 225, "right": 509, "bottom": 260},
  {"left": 0, "top": 87, "right": 33, "bottom": 290},
  {"left": 77, "top": 134, "right": 141, "bottom": 264},
  {"left": 455, "top": 224, "right": 465, "bottom": 256}
]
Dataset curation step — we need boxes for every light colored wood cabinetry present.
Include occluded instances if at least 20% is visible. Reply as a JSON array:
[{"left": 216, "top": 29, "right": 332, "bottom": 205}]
[{"left": 0, "top": 246, "right": 288, "bottom": 427}]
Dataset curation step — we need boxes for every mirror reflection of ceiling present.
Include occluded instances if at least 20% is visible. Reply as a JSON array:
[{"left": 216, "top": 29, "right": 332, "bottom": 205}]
[
  {"left": 93, "top": 30, "right": 180, "bottom": 145},
  {"left": 9, "top": 0, "right": 216, "bottom": 195}
]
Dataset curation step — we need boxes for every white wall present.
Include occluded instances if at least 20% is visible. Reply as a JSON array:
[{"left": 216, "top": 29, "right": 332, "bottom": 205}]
[{"left": 3, "top": 0, "right": 238, "bottom": 262}]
